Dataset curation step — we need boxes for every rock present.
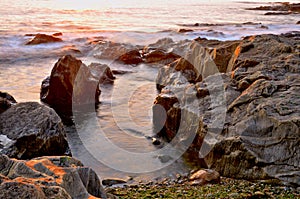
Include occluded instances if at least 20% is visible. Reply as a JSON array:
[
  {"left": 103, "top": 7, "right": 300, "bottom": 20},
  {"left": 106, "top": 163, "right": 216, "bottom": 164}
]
[
  {"left": 89, "top": 63, "right": 115, "bottom": 84},
  {"left": 153, "top": 34, "right": 300, "bottom": 186},
  {"left": 52, "top": 32, "right": 63, "bottom": 37},
  {"left": 152, "top": 137, "right": 161, "bottom": 145},
  {"left": 0, "top": 154, "right": 110, "bottom": 198},
  {"left": 189, "top": 169, "right": 220, "bottom": 185},
  {"left": 143, "top": 49, "right": 180, "bottom": 65},
  {"left": 178, "top": 29, "right": 193, "bottom": 33},
  {"left": 246, "top": 2, "right": 300, "bottom": 14},
  {"left": 264, "top": 11, "right": 292, "bottom": 15},
  {"left": 61, "top": 45, "right": 81, "bottom": 54},
  {"left": 156, "top": 58, "right": 201, "bottom": 91},
  {"left": 40, "top": 55, "right": 102, "bottom": 123},
  {"left": 26, "top": 33, "right": 63, "bottom": 45},
  {"left": 102, "top": 178, "right": 127, "bottom": 186},
  {"left": 117, "top": 50, "right": 143, "bottom": 65},
  {"left": 0, "top": 102, "right": 69, "bottom": 159},
  {"left": 0, "top": 91, "right": 17, "bottom": 114},
  {"left": 94, "top": 41, "right": 140, "bottom": 61},
  {"left": 297, "top": 21, "right": 300, "bottom": 24},
  {"left": 143, "top": 38, "right": 190, "bottom": 64}
]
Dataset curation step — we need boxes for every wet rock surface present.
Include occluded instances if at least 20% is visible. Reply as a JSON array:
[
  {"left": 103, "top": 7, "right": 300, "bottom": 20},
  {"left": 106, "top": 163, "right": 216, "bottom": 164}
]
[
  {"left": 0, "top": 91, "right": 17, "bottom": 114},
  {"left": 40, "top": 55, "right": 103, "bottom": 124},
  {"left": 0, "top": 154, "right": 110, "bottom": 199},
  {"left": 0, "top": 102, "right": 69, "bottom": 159},
  {"left": 153, "top": 33, "right": 300, "bottom": 186}
]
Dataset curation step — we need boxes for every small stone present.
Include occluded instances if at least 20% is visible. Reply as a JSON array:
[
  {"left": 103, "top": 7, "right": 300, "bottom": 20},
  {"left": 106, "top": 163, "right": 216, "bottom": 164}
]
[
  {"left": 189, "top": 169, "right": 220, "bottom": 185},
  {"left": 254, "top": 191, "right": 265, "bottom": 196},
  {"left": 152, "top": 138, "right": 161, "bottom": 145}
]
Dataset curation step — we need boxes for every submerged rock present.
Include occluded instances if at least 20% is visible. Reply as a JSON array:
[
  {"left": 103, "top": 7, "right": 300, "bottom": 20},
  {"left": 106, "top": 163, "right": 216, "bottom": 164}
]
[
  {"left": 153, "top": 33, "right": 300, "bottom": 186},
  {"left": 40, "top": 55, "right": 102, "bottom": 123},
  {"left": 26, "top": 33, "right": 63, "bottom": 45},
  {"left": 0, "top": 154, "right": 109, "bottom": 198},
  {"left": 0, "top": 102, "right": 69, "bottom": 159},
  {"left": 0, "top": 91, "right": 17, "bottom": 114}
]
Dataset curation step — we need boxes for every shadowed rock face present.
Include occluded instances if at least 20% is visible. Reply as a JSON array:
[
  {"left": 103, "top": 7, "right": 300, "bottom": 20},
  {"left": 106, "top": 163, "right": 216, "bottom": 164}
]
[
  {"left": 0, "top": 154, "right": 109, "bottom": 199},
  {"left": 153, "top": 33, "right": 300, "bottom": 186},
  {"left": 0, "top": 91, "right": 17, "bottom": 114},
  {"left": 40, "top": 55, "right": 102, "bottom": 124},
  {"left": 0, "top": 102, "right": 69, "bottom": 159}
]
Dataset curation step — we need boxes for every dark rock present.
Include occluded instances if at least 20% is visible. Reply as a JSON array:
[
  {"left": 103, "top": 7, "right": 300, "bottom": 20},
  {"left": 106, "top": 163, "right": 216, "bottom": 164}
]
[
  {"left": 0, "top": 102, "right": 69, "bottom": 159},
  {"left": 26, "top": 33, "right": 63, "bottom": 45},
  {"left": 0, "top": 91, "right": 17, "bottom": 114},
  {"left": 0, "top": 154, "right": 109, "bottom": 198},
  {"left": 178, "top": 29, "right": 193, "bottom": 33},
  {"left": 117, "top": 50, "right": 143, "bottom": 65},
  {"left": 52, "top": 32, "right": 63, "bottom": 37},
  {"left": 152, "top": 137, "right": 161, "bottom": 145},
  {"left": 264, "top": 11, "right": 292, "bottom": 15},
  {"left": 40, "top": 55, "right": 101, "bottom": 123},
  {"left": 102, "top": 178, "right": 127, "bottom": 186},
  {"left": 246, "top": 2, "right": 300, "bottom": 14},
  {"left": 297, "top": 21, "right": 300, "bottom": 24},
  {"left": 143, "top": 49, "right": 180, "bottom": 64}
]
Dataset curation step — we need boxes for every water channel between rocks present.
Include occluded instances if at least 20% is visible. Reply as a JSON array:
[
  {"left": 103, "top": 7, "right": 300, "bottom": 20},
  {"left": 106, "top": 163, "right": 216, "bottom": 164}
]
[{"left": 66, "top": 62, "right": 198, "bottom": 184}]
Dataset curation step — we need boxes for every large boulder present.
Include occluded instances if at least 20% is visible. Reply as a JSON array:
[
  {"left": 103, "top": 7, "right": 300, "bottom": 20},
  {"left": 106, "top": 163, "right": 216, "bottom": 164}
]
[
  {"left": 26, "top": 33, "right": 63, "bottom": 45},
  {"left": 153, "top": 33, "right": 300, "bottom": 186},
  {"left": 0, "top": 154, "right": 110, "bottom": 198},
  {"left": 0, "top": 91, "right": 17, "bottom": 114},
  {"left": 41, "top": 55, "right": 102, "bottom": 123},
  {"left": 0, "top": 102, "right": 69, "bottom": 159}
]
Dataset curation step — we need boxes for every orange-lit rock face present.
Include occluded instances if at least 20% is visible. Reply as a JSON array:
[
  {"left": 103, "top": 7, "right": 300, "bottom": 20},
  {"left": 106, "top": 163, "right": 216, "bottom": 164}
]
[{"left": 0, "top": 155, "right": 107, "bottom": 199}]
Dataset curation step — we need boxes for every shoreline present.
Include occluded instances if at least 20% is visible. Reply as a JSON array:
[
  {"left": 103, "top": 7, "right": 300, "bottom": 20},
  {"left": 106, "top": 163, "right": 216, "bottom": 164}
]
[
  {"left": 1, "top": 30, "right": 300, "bottom": 198},
  {"left": 107, "top": 177, "right": 300, "bottom": 198}
]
